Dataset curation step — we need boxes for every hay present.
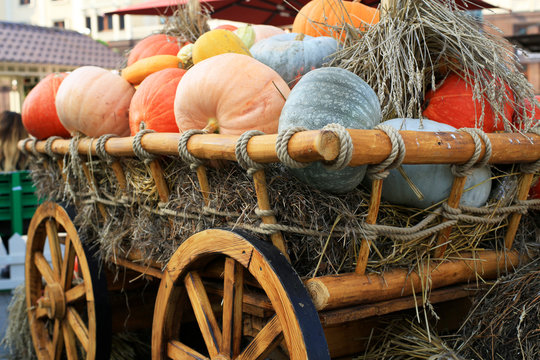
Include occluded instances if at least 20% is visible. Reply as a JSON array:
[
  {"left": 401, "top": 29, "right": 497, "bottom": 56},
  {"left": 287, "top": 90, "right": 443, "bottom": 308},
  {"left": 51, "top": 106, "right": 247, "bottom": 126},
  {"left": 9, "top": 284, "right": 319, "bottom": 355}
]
[
  {"left": 1, "top": 285, "right": 36, "bottom": 360},
  {"left": 29, "top": 151, "right": 537, "bottom": 278},
  {"left": 354, "top": 317, "right": 463, "bottom": 360},
  {"left": 161, "top": 0, "right": 211, "bottom": 44},
  {"left": 329, "top": 0, "right": 537, "bottom": 131},
  {"left": 452, "top": 258, "right": 540, "bottom": 360}
]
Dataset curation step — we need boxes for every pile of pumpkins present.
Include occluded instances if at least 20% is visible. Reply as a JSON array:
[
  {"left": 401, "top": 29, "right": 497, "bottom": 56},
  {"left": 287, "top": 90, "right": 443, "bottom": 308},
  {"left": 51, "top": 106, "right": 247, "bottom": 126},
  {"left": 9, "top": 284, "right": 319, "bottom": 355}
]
[{"left": 20, "top": 0, "right": 536, "bottom": 206}]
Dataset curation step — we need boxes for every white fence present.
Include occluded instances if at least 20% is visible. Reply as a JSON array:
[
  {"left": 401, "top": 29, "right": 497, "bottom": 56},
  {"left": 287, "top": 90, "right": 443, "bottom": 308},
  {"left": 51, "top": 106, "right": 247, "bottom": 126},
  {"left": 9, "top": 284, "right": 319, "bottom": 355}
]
[{"left": 0, "top": 233, "right": 53, "bottom": 291}]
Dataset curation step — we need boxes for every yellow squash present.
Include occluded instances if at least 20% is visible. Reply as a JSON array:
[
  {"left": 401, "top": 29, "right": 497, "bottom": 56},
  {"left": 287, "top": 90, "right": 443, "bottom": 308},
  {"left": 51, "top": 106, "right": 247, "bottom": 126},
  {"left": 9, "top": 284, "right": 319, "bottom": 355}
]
[{"left": 192, "top": 29, "right": 251, "bottom": 64}]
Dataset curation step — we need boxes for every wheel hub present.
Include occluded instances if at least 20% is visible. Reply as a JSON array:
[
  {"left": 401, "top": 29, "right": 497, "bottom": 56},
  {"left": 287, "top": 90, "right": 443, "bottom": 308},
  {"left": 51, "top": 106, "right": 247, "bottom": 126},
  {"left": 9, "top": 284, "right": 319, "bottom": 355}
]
[{"left": 38, "top": 283, "right": 66, "bottom": 319}]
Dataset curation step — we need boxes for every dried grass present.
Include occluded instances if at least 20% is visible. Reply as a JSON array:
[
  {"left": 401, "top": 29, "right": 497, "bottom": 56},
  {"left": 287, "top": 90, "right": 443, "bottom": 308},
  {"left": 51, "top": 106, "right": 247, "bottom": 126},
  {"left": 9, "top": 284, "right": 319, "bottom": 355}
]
[
  {"left": 328, "top": 0, "right": 537, "bottom": 131},
  {"left": 161, "top": 0, "right": 211, "bottom": 44}
]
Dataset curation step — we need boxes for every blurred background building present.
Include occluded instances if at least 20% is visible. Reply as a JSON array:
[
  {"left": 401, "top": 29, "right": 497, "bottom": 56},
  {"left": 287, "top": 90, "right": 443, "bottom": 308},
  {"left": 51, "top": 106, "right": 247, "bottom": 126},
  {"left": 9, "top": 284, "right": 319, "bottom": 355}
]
[{"left": 0, "top": 0, "right": 538, "bottom": 113}]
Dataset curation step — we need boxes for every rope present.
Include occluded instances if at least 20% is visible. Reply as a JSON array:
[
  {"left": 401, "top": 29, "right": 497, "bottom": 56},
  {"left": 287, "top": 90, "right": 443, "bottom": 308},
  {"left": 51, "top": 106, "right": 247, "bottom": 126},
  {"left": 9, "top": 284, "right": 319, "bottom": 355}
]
[
  {"left": 44, "top": 136, "right": 62, "bottom": 161},
  {"left": 276, "top": 127, "right": 309, "bottom": 168},
  {"left": 96, "top": 134, "right": 117, "bottom": 164},
  {"left": 132, "top": 129, "right": 156, "bottom": 164},
  {"left": 235, "top": 130, "right": 265, "bottom": 176},
  {"left": 19, "top": 137, "right": 34, "bottom": 157},
  {"left": 520, "top": 126, "right": 540, "bottom": 174},
  {"left": 321, "top": 123, "right": 354, "bottom": 171},
  {"left": 451, "top": 128, "right": 492, "bottom": 177},
  {"left": 367, "top": 124, "right": 406, "bottom": 180},
  {"left": 178, "top": 129, "right": 206, "bottom": 171}
]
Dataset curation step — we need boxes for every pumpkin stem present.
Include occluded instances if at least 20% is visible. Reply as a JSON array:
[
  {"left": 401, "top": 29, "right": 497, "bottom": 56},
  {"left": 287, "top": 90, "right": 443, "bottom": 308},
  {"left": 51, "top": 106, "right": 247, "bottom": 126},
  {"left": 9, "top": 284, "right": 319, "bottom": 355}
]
[
  {"left": 294, "top": 33, "right": 306, "bottom": 41},
  {"left": 203, "top": 118, "right": 219, "bottom": 134}
]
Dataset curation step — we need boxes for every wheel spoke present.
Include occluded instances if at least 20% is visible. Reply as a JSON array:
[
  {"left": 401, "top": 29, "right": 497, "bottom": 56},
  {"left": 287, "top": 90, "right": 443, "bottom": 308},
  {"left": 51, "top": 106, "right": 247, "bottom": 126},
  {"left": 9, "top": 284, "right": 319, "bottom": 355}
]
[
  {"left": 184, "top": 271, "right": 222, "bottom": 358},
  {"left": 65, "top": 283, "right": 86, "bottom": 304},
  {"left": 167, "top": 340, "right": 209, "bottom": 360},
  {"left": 66, "top": 306, "right": 89, "bottom": 352},
  {"left": 35, "top": 306, "right": 49, "bottom": 320},
  {"left": 49, "top": 320, "right": 64, "bottom": 360},
  {"left": 60, "top": 236, "right": 76, "bottom": 290},
  {"left": 35, "top": 252, "right": 57, "bottom": 285},
  {"left": 62, "top": 320, "right": 79, "bottom": 360},
  {"left": 237, "top": 316, "right": 283, "bottom": 360},
  {"left": 221, "top": 257, "right": 244, "bottom": 358},
  {"left": 46, "top": 219, "right": 62, "bottom": 277}
]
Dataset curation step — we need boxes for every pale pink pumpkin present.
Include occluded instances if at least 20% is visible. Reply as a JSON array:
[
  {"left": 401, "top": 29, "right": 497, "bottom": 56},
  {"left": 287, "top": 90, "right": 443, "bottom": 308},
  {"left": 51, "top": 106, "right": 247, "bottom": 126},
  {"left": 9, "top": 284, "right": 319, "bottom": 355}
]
[
  {"left": 253, "top": 25, "right": 286, "bottom": 43},
  {"left": 55, "top": 66, "right": 134, "bottom": 137},
  {"left": 174, "top": 53, "right": 290, "bottom": 135}
]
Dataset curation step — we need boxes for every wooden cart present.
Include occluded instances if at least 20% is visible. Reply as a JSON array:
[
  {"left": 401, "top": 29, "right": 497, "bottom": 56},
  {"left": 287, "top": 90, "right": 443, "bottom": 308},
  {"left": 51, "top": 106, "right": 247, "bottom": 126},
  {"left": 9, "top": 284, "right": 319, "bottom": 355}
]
[{"left": 19, "top": 127, "right": 539, "bottom": 359}]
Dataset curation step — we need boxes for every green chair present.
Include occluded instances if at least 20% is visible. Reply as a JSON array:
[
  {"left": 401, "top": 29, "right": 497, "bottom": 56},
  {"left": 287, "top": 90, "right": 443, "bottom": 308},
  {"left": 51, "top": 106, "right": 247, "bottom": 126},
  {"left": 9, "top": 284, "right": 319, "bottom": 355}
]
[{"left": 0, "top": 170, "right": 41, "bottom": 246}]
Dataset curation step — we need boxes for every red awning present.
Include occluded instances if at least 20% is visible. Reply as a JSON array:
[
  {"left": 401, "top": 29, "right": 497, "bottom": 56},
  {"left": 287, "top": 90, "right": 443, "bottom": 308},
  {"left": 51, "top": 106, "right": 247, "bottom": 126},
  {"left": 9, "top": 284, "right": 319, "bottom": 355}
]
[
  {"left": 106, "top": 0, "right": 497, "bottom": 26},
  {"left": 106, "top": 0, "right": 311, "bottom": 26}
]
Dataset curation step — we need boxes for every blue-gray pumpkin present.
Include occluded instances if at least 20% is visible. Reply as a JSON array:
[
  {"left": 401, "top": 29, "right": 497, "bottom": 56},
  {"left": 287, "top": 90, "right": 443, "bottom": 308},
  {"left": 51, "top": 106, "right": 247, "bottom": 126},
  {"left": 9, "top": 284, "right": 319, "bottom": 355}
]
[
  {"left": 250, "top": 33, "right": 338, "bottom": 87},
  {"left": 379, "top": 118, "right": 492, "bottom": 208},
  {"left": 279, "top": 67, "right": 381, "bottom": 194}
]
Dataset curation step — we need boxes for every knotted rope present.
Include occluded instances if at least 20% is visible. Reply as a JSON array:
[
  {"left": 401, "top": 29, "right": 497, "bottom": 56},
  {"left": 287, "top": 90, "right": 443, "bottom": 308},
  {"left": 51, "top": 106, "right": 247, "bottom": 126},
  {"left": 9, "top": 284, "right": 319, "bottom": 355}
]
[
  {"left": 132, "top": 129, "right": 156, "bottom": 164},
  {"left": 178, "top": 129, "right": 206, "bottom": 171},
  {"left": 44, "top": 136, "right": 63, "bottom": 161},
  {"left": 367, "top": 124, "right": 406, "bottom": 180},
  {"left": 235, "top": 130, "right": 265, "bottom": 176},
  {"left": 96, "top": 134, "right": 117, "bottom": 165},
  {"left": 276, "top": 126, "right": 309, "bottom": 168},
  {"left": 321, "top": 123, "right": 354, "bottom": 171},
  {"left": 19, "top": 137, "right": 34, "bottom": 158},
  {"left": 451, "top": 128, "right": 492, "bottom": 177}
]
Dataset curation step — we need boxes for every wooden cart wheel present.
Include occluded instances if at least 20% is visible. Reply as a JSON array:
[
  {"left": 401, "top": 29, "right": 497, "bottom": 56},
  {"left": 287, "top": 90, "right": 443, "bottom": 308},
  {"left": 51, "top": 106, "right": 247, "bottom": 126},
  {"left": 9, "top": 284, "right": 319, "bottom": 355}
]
[
  {"left": 152, "top": 229, "right": 329, "bottom": 360},
  {"left": 25, "top": 202, "right": 111, "bottom": 360}
]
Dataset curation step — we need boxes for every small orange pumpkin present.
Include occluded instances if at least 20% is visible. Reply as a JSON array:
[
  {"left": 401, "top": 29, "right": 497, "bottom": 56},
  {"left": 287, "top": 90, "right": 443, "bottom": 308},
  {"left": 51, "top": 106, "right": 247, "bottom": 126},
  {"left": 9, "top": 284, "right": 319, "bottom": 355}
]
[
  {"left": 129, "top": 68, "right": 186, "bottom": 135},
  {"left": 292, "top": 0, "right": 380, "bottom": 38},
  {"left": 423, "top": 73, "right": 514, "bottom": 133},
  {"left": 174, "top": 53, "right": 290, "bottom": 135},
  {"left": 127, "top": 34, "right": 182, "bottom": 66},
  {"left": 22, "top": 73, "right": 70, "bottom": 139}
]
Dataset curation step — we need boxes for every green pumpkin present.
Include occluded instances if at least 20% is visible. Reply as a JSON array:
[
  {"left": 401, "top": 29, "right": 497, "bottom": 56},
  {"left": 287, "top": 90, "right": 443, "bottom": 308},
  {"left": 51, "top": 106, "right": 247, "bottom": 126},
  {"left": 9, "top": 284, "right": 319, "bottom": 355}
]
[{"left": 278, "top": 67, "right": 381, "bottom": 193}]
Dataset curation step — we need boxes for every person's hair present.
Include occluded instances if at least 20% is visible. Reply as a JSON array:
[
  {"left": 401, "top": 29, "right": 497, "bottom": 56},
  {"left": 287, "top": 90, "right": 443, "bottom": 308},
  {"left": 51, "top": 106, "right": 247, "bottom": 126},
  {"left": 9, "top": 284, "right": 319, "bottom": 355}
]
[{"left": 0, "top": 111, "right": 28, "bottom": 172}]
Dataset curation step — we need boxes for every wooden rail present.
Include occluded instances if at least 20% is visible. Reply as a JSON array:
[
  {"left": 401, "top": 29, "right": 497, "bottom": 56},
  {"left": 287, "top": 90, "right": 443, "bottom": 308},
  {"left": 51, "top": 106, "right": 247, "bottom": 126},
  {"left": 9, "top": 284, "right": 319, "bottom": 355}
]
[{"left": 19, "top": 130, "right": 540, "bottom": 165}]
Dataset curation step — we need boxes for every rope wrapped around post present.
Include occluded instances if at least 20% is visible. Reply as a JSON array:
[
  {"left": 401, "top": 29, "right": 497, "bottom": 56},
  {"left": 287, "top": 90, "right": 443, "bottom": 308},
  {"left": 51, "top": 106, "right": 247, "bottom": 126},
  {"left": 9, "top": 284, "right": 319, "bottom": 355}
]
[
  {"left": 451, "top": 128, "right": 492, "bottom": 177},
  {"left": 132, "top": 129, "right": 156, "bottom": 164},
  {"left": 366, "top": 124, "right": 406, "bottom": 180},
  {"left": 276, "top": 126, "right": 310, "bottom": 168},
  {"left": 177, "top": 129, "right": 207, "bottom": 171},
  {"left": 96, "top": 134, "right": 117, "bottom": 165},
  {"left": 235, "top": 130, "right": 266, "bottom": 176}
]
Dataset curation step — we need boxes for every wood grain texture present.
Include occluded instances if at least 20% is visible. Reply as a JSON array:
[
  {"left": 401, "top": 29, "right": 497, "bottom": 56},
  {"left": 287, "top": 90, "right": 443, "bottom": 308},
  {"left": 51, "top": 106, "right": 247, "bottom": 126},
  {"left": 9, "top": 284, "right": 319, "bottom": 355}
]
[
  {"left": 505, "top": 172, "right": 535, "bottom": 249},
  {"left": 307, "top": 250, "right": 527, "bottom": 310},
  {"left": 355, "top": 179, "right": 383, "bottom": 274},
  {"left": 19, "top": 130, "right": 539, "bottom": 165}
]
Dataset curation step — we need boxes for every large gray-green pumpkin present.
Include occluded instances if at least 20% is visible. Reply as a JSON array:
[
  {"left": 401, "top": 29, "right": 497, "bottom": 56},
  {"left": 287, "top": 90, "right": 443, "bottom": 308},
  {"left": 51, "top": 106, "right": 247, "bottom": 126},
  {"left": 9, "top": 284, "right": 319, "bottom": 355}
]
[
  {"left": 278, "top": 67, "right": 381, "bottom": 194},
  {"left": 250, "top": 33, "right": 338, "bottom": 87},
  {"left": 380, "top": 118, "right": 492, "bottom": 208}
]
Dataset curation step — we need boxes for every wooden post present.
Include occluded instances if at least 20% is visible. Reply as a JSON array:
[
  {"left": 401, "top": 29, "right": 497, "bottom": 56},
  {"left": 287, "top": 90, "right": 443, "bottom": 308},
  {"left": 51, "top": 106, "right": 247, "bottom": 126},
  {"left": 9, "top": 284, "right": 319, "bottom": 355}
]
[
  {"left": 81, "top": 161, "right": 108, "bottom": 220},
  {"left": 355, "top": 179, "right": 383, "bottom": 274},
  {"left": 434, "top": 176, "right": 467, "bottom": 258},
  {"left": 110, "top": 161, "right": 128, "bottom": 192},
  {"left": 504, "top": 172, "right": 535, "bottom": 249},
  {"left": 148, "top": 160, "right": 170, "bottom": 203},
  {"left": 252, "top": 169, "right": 290, "bottom": 261},
  {"left": 307, "top": 250, "right": 526, "bottom": 311},
  {"left": 195, "top": 165, "right": 211, "bottom": 206}
]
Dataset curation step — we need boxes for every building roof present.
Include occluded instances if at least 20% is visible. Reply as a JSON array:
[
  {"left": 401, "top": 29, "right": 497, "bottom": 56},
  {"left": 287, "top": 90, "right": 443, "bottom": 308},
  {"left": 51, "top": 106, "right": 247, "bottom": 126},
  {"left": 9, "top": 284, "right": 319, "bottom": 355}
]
[{"left": 0, "top": 21, "right": 124, "bottom": 69}]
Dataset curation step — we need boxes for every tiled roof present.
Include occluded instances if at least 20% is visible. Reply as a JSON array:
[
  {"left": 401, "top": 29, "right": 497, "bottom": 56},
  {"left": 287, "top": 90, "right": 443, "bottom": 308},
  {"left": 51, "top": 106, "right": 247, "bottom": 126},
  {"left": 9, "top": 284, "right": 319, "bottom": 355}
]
[{"left": 0, "top": 21, "right": 124, "bottom": 69}]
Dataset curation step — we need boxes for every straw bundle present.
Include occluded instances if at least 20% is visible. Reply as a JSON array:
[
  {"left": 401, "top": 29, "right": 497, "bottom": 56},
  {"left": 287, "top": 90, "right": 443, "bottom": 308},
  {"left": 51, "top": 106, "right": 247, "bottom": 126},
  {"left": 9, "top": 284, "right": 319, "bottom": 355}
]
[
  {"left": 329, "top": 0, "right": 537, "bottom": 131},
  {"left": 452, "top": 258, "right": 540, "bottom": 360},
  {"left": 162, "top": 0, "right": 211, "bottom": 44}
]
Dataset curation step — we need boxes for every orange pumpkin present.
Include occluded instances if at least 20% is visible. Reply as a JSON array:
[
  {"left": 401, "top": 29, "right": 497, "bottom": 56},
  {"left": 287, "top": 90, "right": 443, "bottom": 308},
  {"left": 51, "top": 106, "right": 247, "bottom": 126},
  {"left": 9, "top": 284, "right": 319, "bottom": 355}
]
[
  {"left": 292, "top": 0, "right": 379, "bottom": 38},
  {"left": 174, "top": 53, "right": 290, "bottom": 135},
  {"left": 127, "top": 34, "right": 182, "bottom": 66},
  {"left": 55, "top": 66, "right": 134, "bottom": 137},
  {"left": 22, "top": 73, "right": 70, "bottom": 139},
  {"left": 129, "top": 68, "right": 186, "bottom": 135},
  {"left": 423, "top": 73, "right": 514, "bottom": 133}
]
